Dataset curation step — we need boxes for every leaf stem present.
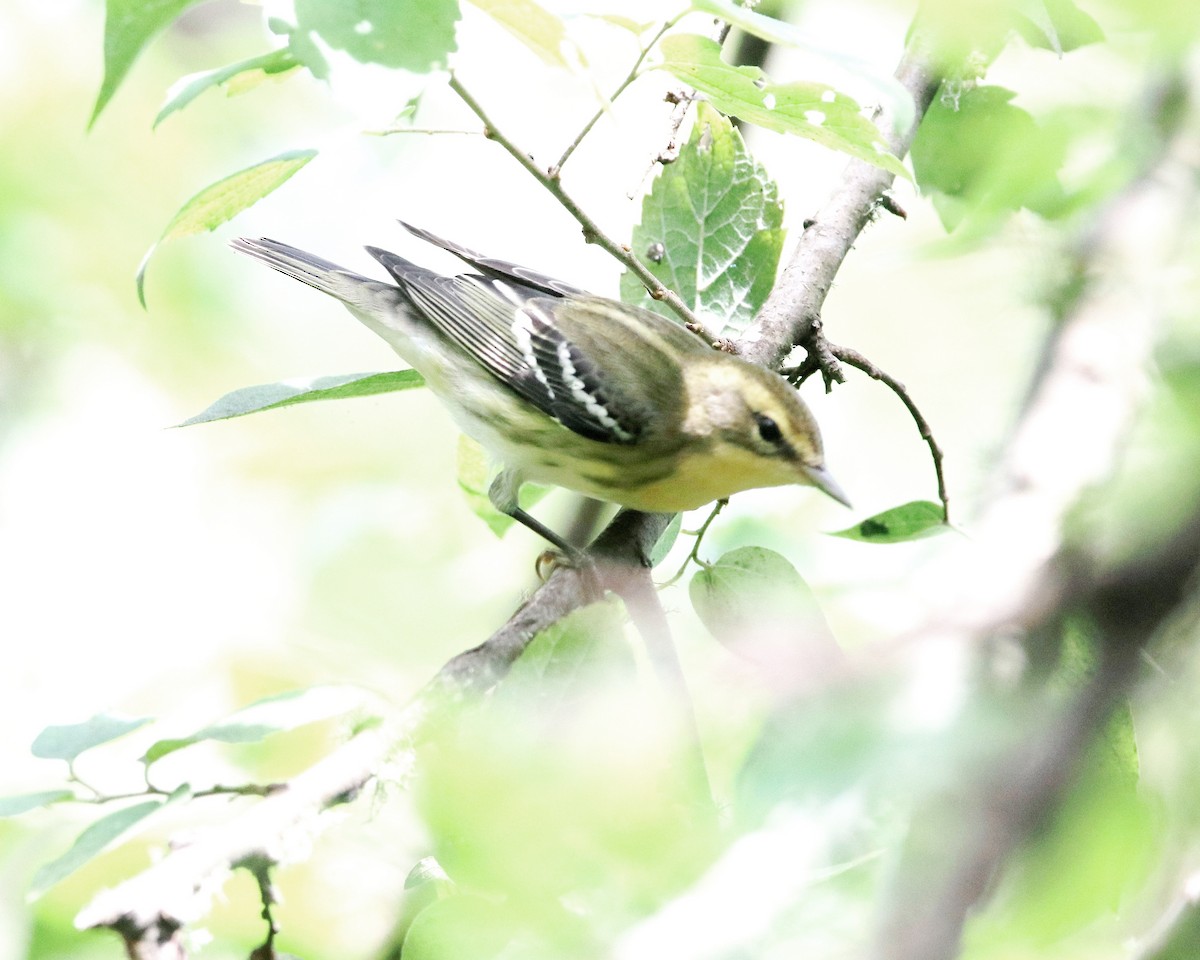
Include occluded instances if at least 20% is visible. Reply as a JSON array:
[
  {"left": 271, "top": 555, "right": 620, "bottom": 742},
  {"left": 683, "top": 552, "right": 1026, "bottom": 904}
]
[{"left": 658, "top": 498, "right": 727, "bottom": 587}]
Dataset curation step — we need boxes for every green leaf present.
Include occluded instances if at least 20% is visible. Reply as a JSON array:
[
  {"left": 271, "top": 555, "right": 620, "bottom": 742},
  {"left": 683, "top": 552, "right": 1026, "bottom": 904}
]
[
  {"left": 393, "top": 858, "right": 459, "bottom": 955},
  {"left": 466, "top": 0, "right": 568, "bottom": 68},
  {"left": 455, "top": 436, "right": 548, "bottom": 537},
  {"left": 828, "top": 500, "right": 948, "bottom": 543},
  {"left": 584, "top": 14, "right": 656, "bottom": 35},
  {"left": 911, "top": 85, "right": 1067, "bottom": 236},
  {"left": 31, "top": 715, "right": 152, "bottom": 762},
  {"left": 690, "top": 546, "right": 834, "bottom": 656},
  {"left": 294, "top": 0, "right": 460, "bottom": 72},
  {"left": 0, "top": 791, "right": 75, "bottom": 817},
  {"left": 137, "top": 148, "right": 317, "bottom": 307},
  {"left": 497, "top": 600, "right": 633, "bottom": 711},
  {"left": 648, "top": 513, "right": 683, "bottom": 567},
  {"left": 658, "top": 35, "right": 909, "bottom": 180},
  {"left": 620, "top": 102, "right": 784, "bottom": 334},
  {"left": 154, "top": 48, "right": 300, "bottom": 129},
  {"left": 688, "top": 0, "right": 915, "bottom": 133},
  {"left": 90, "top": 0, "right": 207, "bottom": 128},
  {"left": 180, "top": 370, "right": 426, "bottom": 426},
  {"left": 141, "top": 686, "right": 363, "bottom": 765},
  {"left": 29, "top": 800, "right": 163, "bottom": 899},
  {"left": 1013, "top": 0, "right": 1104, "bottom": 53},
  {"left": 401, "top": 894, "right": 519, "bottom": 960}
]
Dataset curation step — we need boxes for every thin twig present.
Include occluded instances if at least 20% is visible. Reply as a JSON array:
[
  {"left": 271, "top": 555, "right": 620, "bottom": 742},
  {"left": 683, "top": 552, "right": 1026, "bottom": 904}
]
[
  {"left": 828, "top": 345, "right": 949, "bottom": 523},
  {"left": 658, "top": 499, "right": 726, "bottom": 588},
  {"left": 552, "top": 18, "right": 680, "bottom": 174},
  {"left": 447, "top": 73, "right": 701, "bottom": 330},
  {"left": 735, "top": 29, "right": 943, "bottom": 374},
  {"left": 364, "top": 127, "right": 483, "bottom": 137}
]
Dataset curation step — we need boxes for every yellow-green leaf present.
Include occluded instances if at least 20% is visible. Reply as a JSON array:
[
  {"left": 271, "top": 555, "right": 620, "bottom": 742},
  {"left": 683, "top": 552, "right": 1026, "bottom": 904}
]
[
  {"left": 466, "top": 0, "right": 569, "bottom": 68},
  {"left": 180, "top": 370, "right": 426, "bottom": 426},
  {"left": 658, "top": 35, "right": 909, "bottom": 179},
  {"left": 829, "top": 500, "right": 949, "bottom": 543},
  {"left": 137, "top": 149, "right": 316, "bottom": 307}
]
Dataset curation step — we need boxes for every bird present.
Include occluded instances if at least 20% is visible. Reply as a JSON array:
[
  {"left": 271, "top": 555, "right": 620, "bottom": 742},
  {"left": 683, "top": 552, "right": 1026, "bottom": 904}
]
[{"left": 231, "top": 222, "right": 849, "bottom": 555}]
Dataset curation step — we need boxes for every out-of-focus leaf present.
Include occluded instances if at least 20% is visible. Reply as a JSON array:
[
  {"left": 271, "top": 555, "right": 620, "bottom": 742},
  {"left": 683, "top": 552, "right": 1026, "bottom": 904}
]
[
  {"left": 268, "top": 16, "right": 330, "bottom": 79},
  {"left": 689, "top": 0, "right": 915, "bottom": 132},
  {"left": 137, "top": 149, "right": 317, "bottom": 307},
  {"left": 90, "top": 0, "right": 206, "bottom": 127},
  {"left": 690, "top": 547, "right": 836, "bottom": 664},
  {"left": 31, "top": 715, "right": 151, "bottom": 762},
  {"left": 497, "top": 600, "right": 633, "bottom": 716},
  {"left": 912, "top": 85, "right": 1067, "bottom": 236},
  {"left": 390, "top": 858, "right": 461, "bottom": 956},
  {"left": 29, "top": 800, "right": 163, "bottom": 899},
  {"left": 180, "top": 370, "right": 426, "bottom": 426},
  {"left": 154, "top": 48, "right": 300, "bottom": 128},
  {"left": 829, "top": 501, "right": 948, "bottom": 543},
  {"left": 648, "top": 513, "right": 683, "bottom": 567},
  {"left": 965, "top": 725, "right": 1157, "bottom": 948},
  {"left": 0, "top": 791, "right": 75, "bottom": 817},
  {"left": 1013, "top": 0, "right": 1104, "bottom": 53},
  {"left": 620, "top": 102, "right": 784, "bottom": 334},
  {"left": 294, "top": 0, "right": 460, "bottom": 71},
  {"left": 401, "top": 894, "right": 519, "bottom": 960},
  {"left": 455, "top": 436, "right": 548, "bottom": 537},
  {"left": 467, "top": 0, "right": 568, "bottom": 68},
  {"left": 585, "top": 13, "right": 656, "bottom": 34},
  {"left": 141, "top": 686, "right": 363, "bottom": 765},
  {"left": 417, "top": 697, "right": 720, "bottom": 927},
  {"left": 658, "top": 35, "right": 909, "bottom": 180}
]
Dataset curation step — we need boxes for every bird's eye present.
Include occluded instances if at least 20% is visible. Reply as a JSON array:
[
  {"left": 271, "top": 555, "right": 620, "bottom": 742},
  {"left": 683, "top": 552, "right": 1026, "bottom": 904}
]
[{"left": 754, "top": 413, "right": 783, "bottom": 444}]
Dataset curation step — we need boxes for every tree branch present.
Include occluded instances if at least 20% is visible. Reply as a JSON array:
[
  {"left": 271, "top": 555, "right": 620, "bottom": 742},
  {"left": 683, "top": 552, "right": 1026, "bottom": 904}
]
[
  {"left": 735, "top": 26, "right": 943, "bottom": 370},
  {"left": 446, "top": 73, "right": 701, "bottom": 330}
]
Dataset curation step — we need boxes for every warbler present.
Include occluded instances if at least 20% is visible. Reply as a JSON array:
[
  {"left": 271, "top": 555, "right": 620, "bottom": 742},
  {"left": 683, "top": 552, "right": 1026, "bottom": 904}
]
[{"left": 232, "top": 223, "right": 849, "bottom": 554}]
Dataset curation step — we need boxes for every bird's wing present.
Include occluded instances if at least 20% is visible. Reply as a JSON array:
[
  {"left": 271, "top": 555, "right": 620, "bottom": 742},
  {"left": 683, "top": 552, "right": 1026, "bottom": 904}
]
[
  {"left": 368, "top": 246, "right": 649, "bottom": 444},
  {"left": 397, "top": 221, "right": 588, "bottom": 298}
]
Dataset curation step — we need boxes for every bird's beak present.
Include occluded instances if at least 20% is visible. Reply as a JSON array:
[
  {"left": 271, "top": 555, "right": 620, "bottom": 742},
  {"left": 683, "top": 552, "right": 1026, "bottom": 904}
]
[{"left": 803, "top": 464, "right": 852, "bottom": 508}]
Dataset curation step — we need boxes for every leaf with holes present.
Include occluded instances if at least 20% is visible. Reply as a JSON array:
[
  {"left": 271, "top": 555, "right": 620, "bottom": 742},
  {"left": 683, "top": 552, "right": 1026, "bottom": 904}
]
[
  {"left": 657, "top": 35, "right": 909, "bottom": 179},
  {"left": 620, "top": 102, "right": 784, "bottom": 334},
  {"left": 690, "top": 0, "right": 914, "bottom": 131},
  {"left": 294, "top": 0, "right": 460, "bottom": 71}
]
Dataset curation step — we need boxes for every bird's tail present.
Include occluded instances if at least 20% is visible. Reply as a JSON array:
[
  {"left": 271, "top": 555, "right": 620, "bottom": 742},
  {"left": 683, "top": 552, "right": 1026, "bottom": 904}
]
[{"left": 231, "top": 237, "right": 400, "bottom": 310}]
